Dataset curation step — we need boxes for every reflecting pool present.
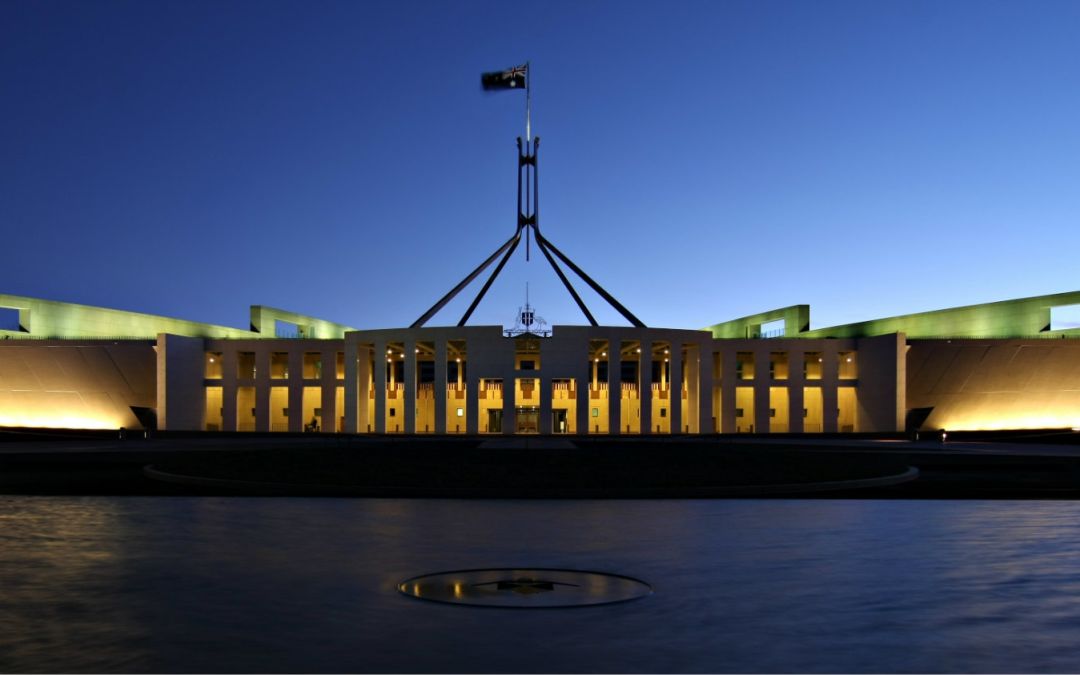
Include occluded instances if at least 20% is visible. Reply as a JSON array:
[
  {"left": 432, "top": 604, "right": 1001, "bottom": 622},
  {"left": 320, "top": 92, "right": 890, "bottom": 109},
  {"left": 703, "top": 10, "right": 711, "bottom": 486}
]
[{"left": 3, "top": 497, "right": 1080, "bottom": 672}]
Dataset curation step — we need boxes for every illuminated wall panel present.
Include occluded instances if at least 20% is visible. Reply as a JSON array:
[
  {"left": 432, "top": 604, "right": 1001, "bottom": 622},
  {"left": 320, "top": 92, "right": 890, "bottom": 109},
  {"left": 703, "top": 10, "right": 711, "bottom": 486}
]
[
  {"left": 908, "top": 340, "right": 1080, "bottom": 430},
  {"left": 0, "top": 342, "right": 155, "bottom": 429}
]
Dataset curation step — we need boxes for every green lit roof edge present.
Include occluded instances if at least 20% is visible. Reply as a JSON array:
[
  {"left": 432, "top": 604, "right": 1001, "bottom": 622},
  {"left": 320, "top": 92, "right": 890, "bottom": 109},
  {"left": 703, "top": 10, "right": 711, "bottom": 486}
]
[
  {"left": 706, "top": 291, "right": 1080, "bottom": 340},
  {"left": 0, "top": 293, "right": 354, "bottom": 339}
]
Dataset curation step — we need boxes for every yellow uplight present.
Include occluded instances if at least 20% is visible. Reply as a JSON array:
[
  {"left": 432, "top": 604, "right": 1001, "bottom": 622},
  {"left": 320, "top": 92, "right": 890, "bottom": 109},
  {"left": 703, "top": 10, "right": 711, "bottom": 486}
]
[
  {"left": 938, "top": 411, "right": 1080, "bottom": 431},
  {"left": 0, "top": 411, "right": 125, "bottom": 430}
]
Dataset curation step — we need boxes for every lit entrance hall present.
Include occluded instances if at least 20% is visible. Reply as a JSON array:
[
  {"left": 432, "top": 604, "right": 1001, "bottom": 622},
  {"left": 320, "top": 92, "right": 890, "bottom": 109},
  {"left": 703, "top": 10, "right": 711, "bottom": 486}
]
[{"left": 344, "top": 325, "right": 734, "bottom": 435}]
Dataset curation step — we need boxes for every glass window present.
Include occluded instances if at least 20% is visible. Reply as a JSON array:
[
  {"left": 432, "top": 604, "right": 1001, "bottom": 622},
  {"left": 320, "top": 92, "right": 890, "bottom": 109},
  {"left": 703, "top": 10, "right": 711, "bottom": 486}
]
[
  {"left": 804, "top": 352, "right": 822, "bottom": 380},
  {"left": 271, "top": 352, "right": 289, "bottom": 379},
  {"left": 205, "top": 352, "right": 222, "bottom": 379},
  {"left": 839, "top": 351, "right": 857, "bottom": 379},
  {"left": 237, "top": 352, "right": 256, "bottom": 379},
  {"left": 736, "top": 352, "right": 754, "bottom": 380},
  {"left": 769, "top": 352, "right": 788, "bottom": 380},
  {"left": 303, "top": 352, "right": 321, "bottom": 379}
]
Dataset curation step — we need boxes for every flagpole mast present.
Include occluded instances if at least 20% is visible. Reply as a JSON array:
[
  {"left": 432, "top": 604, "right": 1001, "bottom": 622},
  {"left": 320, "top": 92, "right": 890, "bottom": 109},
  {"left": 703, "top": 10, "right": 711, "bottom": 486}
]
[{"left": 525, "top": 61, "right": 532, "bottom": 260}]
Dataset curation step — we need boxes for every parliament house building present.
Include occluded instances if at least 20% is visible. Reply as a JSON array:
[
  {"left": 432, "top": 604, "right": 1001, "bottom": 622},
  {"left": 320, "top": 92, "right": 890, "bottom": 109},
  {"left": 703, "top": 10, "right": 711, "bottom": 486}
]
[{"left": 2, "top": 289, "right": 1080, "bottom": 436}]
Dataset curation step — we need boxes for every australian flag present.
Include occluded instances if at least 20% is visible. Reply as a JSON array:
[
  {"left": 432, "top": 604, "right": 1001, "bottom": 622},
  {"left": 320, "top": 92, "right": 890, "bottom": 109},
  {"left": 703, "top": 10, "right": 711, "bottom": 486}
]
[{"left": 481, "top": 64, "right": 527, "bottom": 91}]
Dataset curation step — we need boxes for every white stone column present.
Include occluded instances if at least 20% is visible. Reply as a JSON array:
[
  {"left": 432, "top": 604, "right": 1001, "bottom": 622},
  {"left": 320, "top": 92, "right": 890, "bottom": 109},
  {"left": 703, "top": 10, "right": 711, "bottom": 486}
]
[
  {"left": 465, "top": 355, "right": 479, "bottom": 435},
  {"left": 720, "top": 348, "right": 737, "bottom": 433},
  {"left": 356, "top": 344, "right": 371, "bottom": 433},
  {"left": 539, "top": 375, "right": 552, "bottom": 434},
  {"left": 696, "top": 344, "right": 713, "bottom": 434},
  {"left": 404, "top": 339, "right": 416, "bottom": 434},
  {"left": 788, "top": 349, "right": 805, "bottom": 434},
  {"left": 288, "top": 349, "right": 303, "bottom": 433},
  {"left": 373, "top": 340, "right": 387, "bottom": 433},
  {"left": 255, "top": 348, "right": 271, "bottom": 432},
  {"left": 321, "top": 347, "right": 337, "bottom": 432},
  {"left": 822, "top": 343, "right": 839, "bottom": 433},
  {"left": 577, "top": 355, "right": 591, "bottom": 435},
  {"left": 155, "top": 334, "right": 206, "bottom": 431},
  {"left": 639, "top": 345, "right": 652, "bottom": 435},
  {"left": 669, "top": 346, "right": 683, "bottom": 434},
  {"left": 609, "top": 341, "right": 622, "bottom": 435},
  {"left": 754, "top": 347, "right": 769, "bottom": 434},
  {"left": 434, "top": 340, "right": 447, "bottom": 434},
  {"left": 501, "top": 364, "right": 515, "bottom": 436},
  {"left": 344, "top": 340, "right": 359, "bottom": 433},
  {"left": 221, "top": 347, "right": 238, "bottom": 432},
  {"left": 685, "top": 344, "right": 700, "bottom": 433}
]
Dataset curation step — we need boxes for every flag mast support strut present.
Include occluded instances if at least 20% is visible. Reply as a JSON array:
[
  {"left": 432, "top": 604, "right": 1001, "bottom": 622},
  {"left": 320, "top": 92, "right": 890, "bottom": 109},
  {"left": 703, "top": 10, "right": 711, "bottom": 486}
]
[{"left": 411, "top": 65, "right": 645, "bottom": 329}]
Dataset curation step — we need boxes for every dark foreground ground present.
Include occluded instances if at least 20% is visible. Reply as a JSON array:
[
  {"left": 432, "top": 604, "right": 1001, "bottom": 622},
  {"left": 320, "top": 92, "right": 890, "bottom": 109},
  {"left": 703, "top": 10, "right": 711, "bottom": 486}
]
[{"left": 3, "top": 428, "right": 1080, "bottom": 498}]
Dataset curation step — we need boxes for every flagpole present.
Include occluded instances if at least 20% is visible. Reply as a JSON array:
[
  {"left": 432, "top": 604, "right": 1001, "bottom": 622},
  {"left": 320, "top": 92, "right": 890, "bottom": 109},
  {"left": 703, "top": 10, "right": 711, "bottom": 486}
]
[{"left": 525, "top": 61, "right": 532, "bottom": 260}]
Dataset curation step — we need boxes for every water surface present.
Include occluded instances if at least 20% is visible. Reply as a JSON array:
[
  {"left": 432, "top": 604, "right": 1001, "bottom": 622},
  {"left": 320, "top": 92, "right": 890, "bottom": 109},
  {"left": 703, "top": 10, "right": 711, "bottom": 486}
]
[{"left": 3, "top": 496, "right": 1080, "bottom": 672}]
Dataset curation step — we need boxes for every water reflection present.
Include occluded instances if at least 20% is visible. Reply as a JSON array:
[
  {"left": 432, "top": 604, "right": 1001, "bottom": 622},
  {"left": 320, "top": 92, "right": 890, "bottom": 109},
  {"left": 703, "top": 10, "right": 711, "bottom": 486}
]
[{"left": 3, "top": 497, "right": 1080, "bottom": 672}]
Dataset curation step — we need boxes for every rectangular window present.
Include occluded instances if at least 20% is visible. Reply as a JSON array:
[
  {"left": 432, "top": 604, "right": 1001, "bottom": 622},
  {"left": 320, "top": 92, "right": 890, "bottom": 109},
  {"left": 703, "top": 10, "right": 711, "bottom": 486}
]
[
  {"left": 336, "top": 352, "right": 345, "bottom": 379},
  {"left": 271, "top": 352, "right": 289, "bottom": 379},
  {"left": 519, "top": 360, "right": 536, "bottom": 371},
  {"left": 804, "top": 352, "right": 822, "bottom": 380},
  {"left": 303, "top": 352, "right": 321, "bottom": 379},
  {"left": 839, "top": 351, "right": 857, "bottom": 379},
  {"left": 736, "top": 352, "right": 754, "bottom": 380},
  {"left": 205, "top": 352, "right": 223, "bottom": 379},
  {"left": 769, "top": 352, "right": 788, "bottom": 380},
  {"left": 456, "top": 407, "right": 464, "bottom": 417},
  {"left": 660, "top": 408, "right": 667, "bottom": 418},
  {"left": 592, "top": 407, "right": 599, "bottom": 418},
  {"left": 238, "top": 352, "right": 256, "bottom": 379}
]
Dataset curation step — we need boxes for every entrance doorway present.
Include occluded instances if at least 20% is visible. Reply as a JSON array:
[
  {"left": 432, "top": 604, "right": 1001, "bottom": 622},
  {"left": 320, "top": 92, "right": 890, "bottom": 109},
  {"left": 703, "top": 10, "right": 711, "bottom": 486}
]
[
  {"left": 515, "top": 406, "right": 539, "bottom": 434},
  {"left": 486, "top": 409, "right": 503, "bottom": 433},
  {"left": 552, "top": 409, "right": 568, "bottom": 434}
]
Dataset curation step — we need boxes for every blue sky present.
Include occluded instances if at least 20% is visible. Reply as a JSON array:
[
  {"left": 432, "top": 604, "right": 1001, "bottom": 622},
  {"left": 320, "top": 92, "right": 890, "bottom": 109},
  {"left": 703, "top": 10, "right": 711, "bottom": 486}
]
[{"left": 3, "top": 0, "right": 1079, "bottom": 332}]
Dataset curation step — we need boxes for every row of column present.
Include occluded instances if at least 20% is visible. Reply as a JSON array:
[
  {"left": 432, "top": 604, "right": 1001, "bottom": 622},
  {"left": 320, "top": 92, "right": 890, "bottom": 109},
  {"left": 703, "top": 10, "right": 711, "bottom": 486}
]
[
  {"left": 717, "top": 346, "right": 852, "bottom": 434},
  {"left": 209, "top": 346, "right": 342, "bottom": 433},
  {"left": 342, "top": 338, "right": 715, "bottom": 435}
]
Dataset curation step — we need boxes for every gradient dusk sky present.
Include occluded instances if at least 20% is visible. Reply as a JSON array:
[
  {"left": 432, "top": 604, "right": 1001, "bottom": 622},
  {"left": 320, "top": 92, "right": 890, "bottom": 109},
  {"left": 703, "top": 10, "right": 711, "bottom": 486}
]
[{"left": 3, "top": 0, "right": 1079, "bottom": 333}]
